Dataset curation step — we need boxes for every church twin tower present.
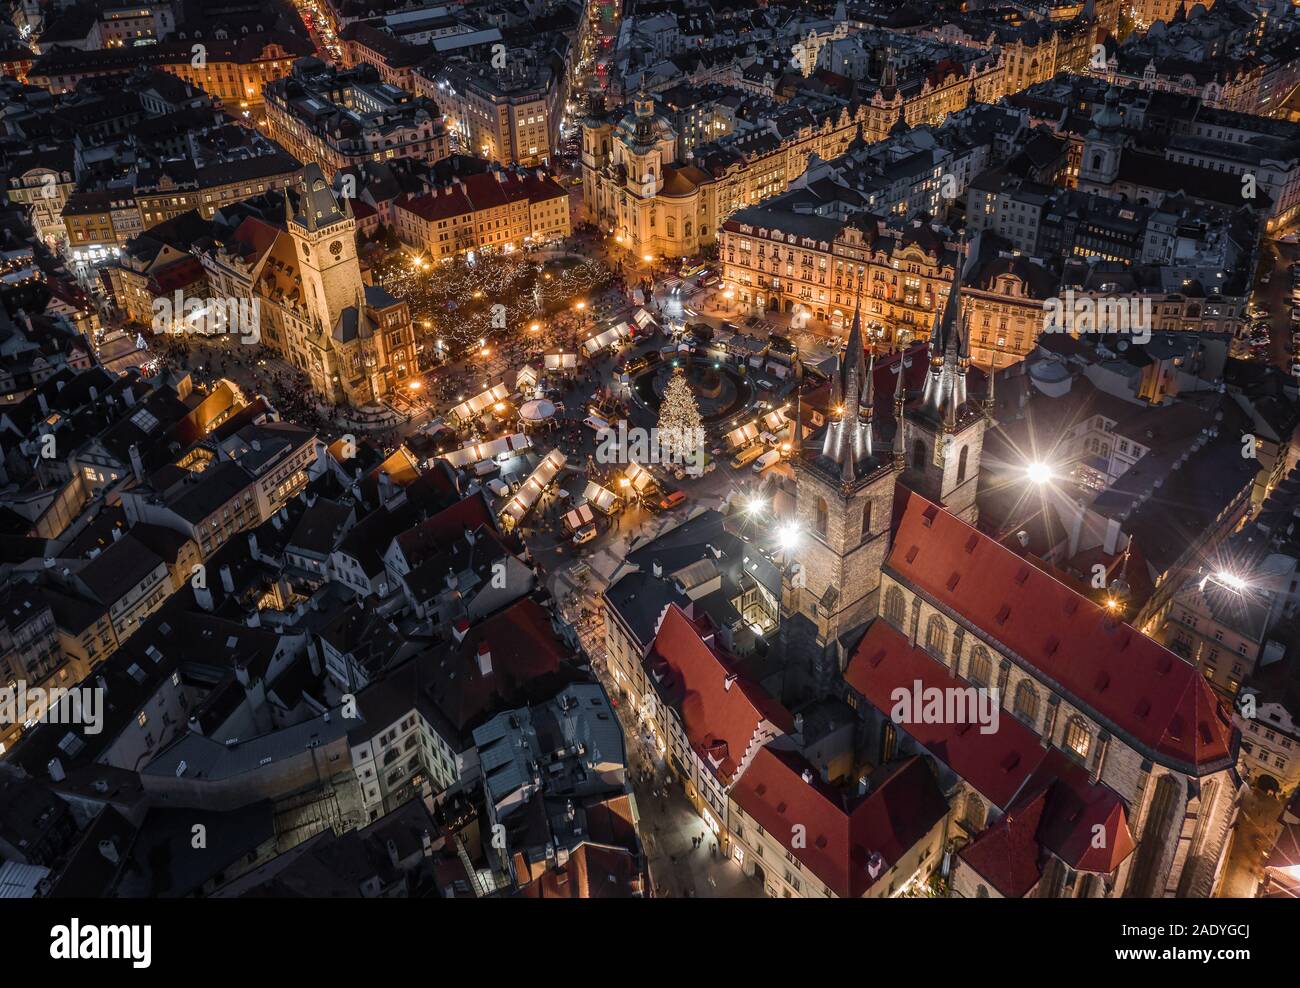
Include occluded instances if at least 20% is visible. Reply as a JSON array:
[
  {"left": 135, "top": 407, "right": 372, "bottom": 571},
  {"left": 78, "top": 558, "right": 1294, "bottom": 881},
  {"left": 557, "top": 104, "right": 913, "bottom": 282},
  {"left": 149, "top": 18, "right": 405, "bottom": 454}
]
[{"left": 781, "top": 238, "right": 990, "bottom": 693}]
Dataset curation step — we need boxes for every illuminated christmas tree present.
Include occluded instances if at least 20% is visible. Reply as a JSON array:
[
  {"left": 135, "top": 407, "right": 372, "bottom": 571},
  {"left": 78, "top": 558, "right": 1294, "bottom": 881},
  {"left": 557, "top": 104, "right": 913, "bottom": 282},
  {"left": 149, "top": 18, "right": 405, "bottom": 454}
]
[{"left": 658, "top": 369, "right": 704, "bottom": 469}]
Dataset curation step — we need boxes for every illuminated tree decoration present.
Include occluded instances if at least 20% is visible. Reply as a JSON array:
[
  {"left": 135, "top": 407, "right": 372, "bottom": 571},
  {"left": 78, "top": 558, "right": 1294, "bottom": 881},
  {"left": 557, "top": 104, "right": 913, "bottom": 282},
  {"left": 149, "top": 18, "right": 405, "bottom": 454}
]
[{"left": 657, "top": 369, "right": 703, "bottom": 465}]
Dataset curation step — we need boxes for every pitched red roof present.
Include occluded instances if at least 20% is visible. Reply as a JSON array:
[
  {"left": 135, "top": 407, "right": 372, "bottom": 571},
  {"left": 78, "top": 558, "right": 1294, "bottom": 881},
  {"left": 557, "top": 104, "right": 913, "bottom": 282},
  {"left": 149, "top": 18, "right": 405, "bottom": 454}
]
[
  {"left": 229, "top": 216, "right": 282, "bottom": 265},
  {"left": 958, "top": 789, "right": 1047, "bottom": 897},
  {"left": 732, "top": 749, "right": 947, "bottom": 897},
  {"left": 431, "top": 597, "right": 569, "bottom": 730},
  {"left": 1031, "top": 749, "right": 1135, "bottom": 874},
  {"left": 646, "top": 605, "right": 792, "bottom": 783},
  {"left": 846, "top": 619, "right": 1048, "bottom": 808},
  {"left": 519, "top": 843, "right": 642, "bottom": 898},
  {"left": 886, "top": 491, "right": 1235, "bottom": 772},
  {"left": 958, "top": 749, "right": 1137, "bottom": 897}
]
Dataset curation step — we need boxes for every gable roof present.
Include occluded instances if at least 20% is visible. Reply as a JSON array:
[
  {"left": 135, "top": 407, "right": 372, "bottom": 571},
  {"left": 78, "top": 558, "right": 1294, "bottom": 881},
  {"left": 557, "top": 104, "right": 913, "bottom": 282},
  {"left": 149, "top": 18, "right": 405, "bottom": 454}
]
[
  {"left": 731, "top": 749, "right": 947, "bottom": 897},
  {"left": 884, "top": 491, "right": 1235, "bottom": 773},
  {"left": 645, "top": 605, "right": 792, "bottom": 784}
]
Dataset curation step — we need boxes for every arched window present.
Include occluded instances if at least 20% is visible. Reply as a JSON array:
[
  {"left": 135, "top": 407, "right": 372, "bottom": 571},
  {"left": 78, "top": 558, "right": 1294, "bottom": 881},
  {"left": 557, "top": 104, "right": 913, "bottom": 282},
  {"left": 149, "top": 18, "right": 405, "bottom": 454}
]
[
  {"left": 684, "top": 220, "right": 692, "bottom": 240},
  {"left": 1064, "top": 716, "right": 1091, "bottom": 761},
  {"left": 925, "top": 615, "right": 947, "bottom": 658},
  {"left": 976, "top": 884, "right": 990, "bottom": 898},
  {"left": 666, "top": 218, "right": 676, "bottom": 238},
  {"left": 884, "top": 587, "right": 905, "bottom": 627},
  {"left": 1091, "top": 152, "right": 1102, "bottom": 171},
  {"left": 912, "top": 439, "right": 927, "bottom": 467},
  {"left": 860, "top": 500, "right": 872, "bottom": 543},
  {"left": 963, "top": 793, "right": 985, "bottom": 830},
  {"left": 968, "top": 646, "right": 991, "bottom": 687},
  {"left": 957, "top": 445, "right": 969, "bottom": 484},
  {"left": 815, "top": 497, "right": 828, "bottom": 538},
  {"left": 1013, "top": 680, "right": 1039, "bottom": 726}
]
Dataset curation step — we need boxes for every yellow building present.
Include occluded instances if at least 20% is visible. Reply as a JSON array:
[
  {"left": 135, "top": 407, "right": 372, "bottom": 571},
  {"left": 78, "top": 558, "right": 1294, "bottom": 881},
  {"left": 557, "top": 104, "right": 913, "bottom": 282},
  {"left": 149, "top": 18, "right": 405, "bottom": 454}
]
[{"left": 393, "top": 169, "right": 571, "bottom": 260}]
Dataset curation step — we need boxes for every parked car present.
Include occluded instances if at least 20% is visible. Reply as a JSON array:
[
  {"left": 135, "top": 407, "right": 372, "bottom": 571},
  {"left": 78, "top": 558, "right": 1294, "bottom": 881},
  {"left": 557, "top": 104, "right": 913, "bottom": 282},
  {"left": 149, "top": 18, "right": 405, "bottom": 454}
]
[
  {"left": 699, "top": 271, "right": 720, "bottom": 287},
  {"left": 752, "top": 448, "right": 783, "bottom": 473},
  {"left": 573, "top": 523, "right": 599, "bottom": 545},
  {"left": 652, "top": 487, "right": 686, "bottom": 511},
  {"left": 731, "top": 444, "right": 766, "bottom": 469},
  {"left": 485, "top": 478, "right": 510, "bottom": 498}
]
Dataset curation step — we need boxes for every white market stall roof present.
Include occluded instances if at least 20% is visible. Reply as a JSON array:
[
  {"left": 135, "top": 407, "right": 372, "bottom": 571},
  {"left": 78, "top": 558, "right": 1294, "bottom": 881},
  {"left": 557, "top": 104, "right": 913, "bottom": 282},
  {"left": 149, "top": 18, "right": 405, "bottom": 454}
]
[
  {"left": 500, "top": 449, "right": 566, "bottom": 528},
  {"left": 583, "top": 480, "right": 620, "bottom": 513},
  {"left": 581, "top": 322, "right": 632, "bottom": 354},
  {"left": 562, "top": 503, "right": 596, "bottom": 531},
  {"left": 448, "top": 382, "right": 510, "bottom": 422},
  {"left": 623, "top": 461, "right": 657, "bottom": 493},
  {"left": 440, "top": 433, "right": 531, "bottom": 468},
  {"left": 516, "top": 364, "right": 539, "bottom": 389},
  {"left": 545, "top": 352, "right": 577, "bottom": 370},
  {"left": 724, "top": 421, "right": 761, "bottom": 449},
  {"left": 633, "top": 308, "right": 658, "bottom": 332}
]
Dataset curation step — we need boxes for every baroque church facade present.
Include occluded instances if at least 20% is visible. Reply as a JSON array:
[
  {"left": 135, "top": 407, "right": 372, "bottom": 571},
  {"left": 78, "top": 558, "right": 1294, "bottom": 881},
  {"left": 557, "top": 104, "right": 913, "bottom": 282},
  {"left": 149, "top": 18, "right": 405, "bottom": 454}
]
[{"left": 778, "top": 243, "right": 1240, "bottom": 897}]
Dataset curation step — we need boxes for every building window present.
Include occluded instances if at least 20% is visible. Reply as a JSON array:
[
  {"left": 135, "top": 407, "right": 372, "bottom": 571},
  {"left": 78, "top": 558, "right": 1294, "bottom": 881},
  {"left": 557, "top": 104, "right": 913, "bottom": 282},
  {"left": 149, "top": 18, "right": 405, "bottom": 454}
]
[
  {"left": 884, "top": 587, "right": 905, "bottom": 627},
  {"left": 968, "top": 646, "right": 992, "bottom": 687},
  {"left": 1013, "top": 680, "right": 1039, "bottom": 726},
  {"left": 925, "top": 615, "right": 947, "bottom": 658},
  {"left": 860, "top": 500, "right": 872, "bottom": 543},
  {"left": 1064, "top": 716, "right": 1091, "bottom": 761},
  {"left": 814, "top": 497, "right": 828, "bottom": 539}
]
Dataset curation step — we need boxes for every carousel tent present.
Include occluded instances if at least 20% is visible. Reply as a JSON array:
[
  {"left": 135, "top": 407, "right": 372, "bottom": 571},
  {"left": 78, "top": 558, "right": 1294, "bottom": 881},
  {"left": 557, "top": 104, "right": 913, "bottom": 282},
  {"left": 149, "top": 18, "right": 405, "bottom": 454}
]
[
  {"left": 500, "top": 449, "right": 566, "bottom": 529},
  {"left": 518, "top": 398, "right": 557, "bottom": 424}
]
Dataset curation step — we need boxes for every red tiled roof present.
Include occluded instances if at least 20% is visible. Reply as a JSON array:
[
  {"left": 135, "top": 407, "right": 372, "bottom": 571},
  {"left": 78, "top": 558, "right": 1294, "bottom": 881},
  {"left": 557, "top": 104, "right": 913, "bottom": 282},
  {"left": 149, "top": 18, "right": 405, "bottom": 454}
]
[
  {"left": 846, "top": 619, "right": 1049, "bottom": 808},
  {"left": 958, "top": 789, "right": 1047, "bottom": 897},
  {"left": 958, "top": 749, "right": 1137, "bottom": 897},
  {"left": 147, "top": 256, "right": 205, "bottom": 293},
  {"left": 395, "top": 496, "right": 495, "bottom": 562},
  {"left": 229, "top": 216, "right": 282, "bottom": 265},
  {"left": 1031, "top": 748, "right": 1135, "bottom": 874},
  {"left": 432, "top": 597, "right": 569, "bottom": 730},
  {"left": 520, "top": 843, "right": 642, "bottom": 898},
  {"left": 646, "top": 605, "right": 792, "bottom": 784},
  {"left": 397, "top": 171, "right": 567, "bottom": 223},
  {"left": 885, "top": 491, "right": 1235, "bottom": 772},
  {"left": 732, "top": 749, "right": 947, "bottom": 897}
]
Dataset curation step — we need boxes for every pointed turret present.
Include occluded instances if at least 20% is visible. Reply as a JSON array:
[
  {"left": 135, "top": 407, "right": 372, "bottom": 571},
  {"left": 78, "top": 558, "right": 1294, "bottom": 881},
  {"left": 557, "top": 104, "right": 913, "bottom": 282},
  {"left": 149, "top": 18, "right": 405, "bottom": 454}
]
[
  {"left": 892, "top": 348, "right": 909, "bottom": 469},
  {"left": 820, "top": 293, "right": 874, "bottom": 480}
]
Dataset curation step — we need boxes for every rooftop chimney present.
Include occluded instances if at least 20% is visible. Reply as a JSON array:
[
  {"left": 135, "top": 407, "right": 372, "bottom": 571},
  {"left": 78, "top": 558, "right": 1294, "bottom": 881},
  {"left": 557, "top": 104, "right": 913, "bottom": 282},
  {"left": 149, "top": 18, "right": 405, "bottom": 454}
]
[
  {"left": 98, "top": 838, "right": 120, "bottom": 866},
  {"left": 476, "top": 642, "right": 492, "bottom": 676}
]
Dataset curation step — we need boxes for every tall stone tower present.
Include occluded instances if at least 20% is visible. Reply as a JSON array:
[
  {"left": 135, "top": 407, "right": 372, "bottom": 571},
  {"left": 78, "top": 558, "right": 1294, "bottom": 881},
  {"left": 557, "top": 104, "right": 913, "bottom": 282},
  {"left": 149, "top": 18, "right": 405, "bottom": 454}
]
[
  {"left": 782, "top": 301, "right": 897, "bottom": 698},
  {"left": 287, "top": 163, "right": 363, "bottom": 335},
  {"left": 899, "top": 237, "right": 986, "bottom": 523},
  {"left": 1078, "top": 86, "right": 1124, "bottom": 188}
]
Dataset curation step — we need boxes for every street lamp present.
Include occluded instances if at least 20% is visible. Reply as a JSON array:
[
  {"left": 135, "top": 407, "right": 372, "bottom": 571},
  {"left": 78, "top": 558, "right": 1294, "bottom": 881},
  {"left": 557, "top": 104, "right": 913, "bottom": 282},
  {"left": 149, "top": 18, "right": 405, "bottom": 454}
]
[{"left": 1025, "top": 461, "right": 1054, "bottom": 485}]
